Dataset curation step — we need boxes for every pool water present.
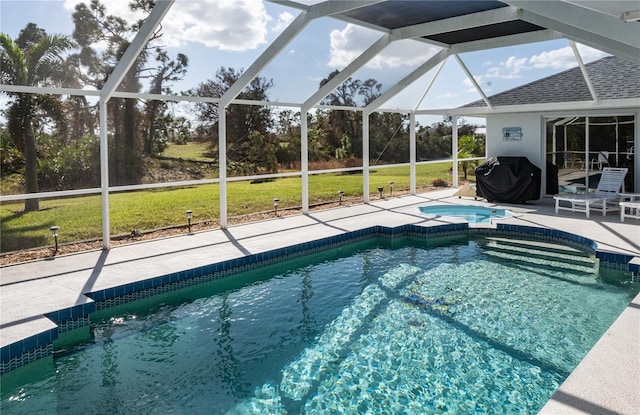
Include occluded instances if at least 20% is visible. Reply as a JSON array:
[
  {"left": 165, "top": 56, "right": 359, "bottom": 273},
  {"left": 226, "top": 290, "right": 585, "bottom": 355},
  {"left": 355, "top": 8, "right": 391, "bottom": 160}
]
[
  {"left": 1, "top": 237, "right": 637, "bottom": 414},
  {"left": 419, "top": 205, "right": 517, "bottom": 223}
]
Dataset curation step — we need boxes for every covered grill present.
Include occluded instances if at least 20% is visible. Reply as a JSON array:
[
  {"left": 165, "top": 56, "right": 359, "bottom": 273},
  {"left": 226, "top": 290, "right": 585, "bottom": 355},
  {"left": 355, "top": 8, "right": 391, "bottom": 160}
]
[{"left": 475, "top": 157, "right": 541, "bottom": 203}]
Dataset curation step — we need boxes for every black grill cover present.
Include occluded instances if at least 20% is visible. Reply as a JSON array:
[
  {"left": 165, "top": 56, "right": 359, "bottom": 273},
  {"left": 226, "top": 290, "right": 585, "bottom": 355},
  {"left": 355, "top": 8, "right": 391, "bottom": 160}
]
[{"left": 475, "top": 157, "right": 541, "bottom": 203}]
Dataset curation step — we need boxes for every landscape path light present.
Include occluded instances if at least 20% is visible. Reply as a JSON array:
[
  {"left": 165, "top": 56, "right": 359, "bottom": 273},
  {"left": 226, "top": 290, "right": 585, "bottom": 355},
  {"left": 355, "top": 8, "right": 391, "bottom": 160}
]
[
  {"left": 186, "top": 210, "right": 192, "bottom": 234},
  {"left": 339, "top": 190, "right": 344, "bottom": 205},
  {"left": 378, "top": 186, "right": 384, "bottom": 199},
  {"left": 274, "top": 198, "right": 279, "bottom": 216},
  {"left": 389, "top": 181, "right": 394, "bottom": 196},
  {"left": 50, "top": 226, "right": 60, "bottom": 256}
]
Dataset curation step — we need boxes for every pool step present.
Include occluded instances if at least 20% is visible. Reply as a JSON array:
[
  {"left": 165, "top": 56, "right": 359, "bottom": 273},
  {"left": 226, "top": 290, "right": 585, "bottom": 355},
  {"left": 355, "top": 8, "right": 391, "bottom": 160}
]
[{"left": 480, "top": 237, "right": 597, "bottom": 274}]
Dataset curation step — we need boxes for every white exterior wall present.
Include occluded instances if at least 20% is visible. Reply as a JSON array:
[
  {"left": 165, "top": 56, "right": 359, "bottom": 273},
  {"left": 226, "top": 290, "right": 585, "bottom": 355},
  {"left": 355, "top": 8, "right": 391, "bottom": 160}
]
[
  {"left": 486, "top": 114, "right": 544, "bottom": 168},
  {"left": 486, "top": 109, "right": 640, "bottom": 198}
]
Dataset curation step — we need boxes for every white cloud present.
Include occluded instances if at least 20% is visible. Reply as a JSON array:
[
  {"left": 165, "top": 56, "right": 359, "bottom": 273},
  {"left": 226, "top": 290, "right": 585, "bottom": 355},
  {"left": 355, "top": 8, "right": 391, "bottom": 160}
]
[
  {"left": 502, "top": 56, "right": 528, "bottom": 75},
  {"left": 167, "top": 0, "right": 271, "bottom": 50},
  {"left": 529, "top": 47, "right": 577, "bottom": 70},
  {"left": 328, "top": 24, "right": 440, "bottom": 69},
  {"left": 272, "top": 11, "right": 295, "bottom": 33},
  {"left": 529, "top": 45, "right": 606, "bottom": 70},
  {"left": 328, "top": 24, "right": 376, "bottom": 68},
  {"left": 470, "top": 44, "right": 608, "bottom": 83},
  {"left": 462, "top": 76, "right": 485, "bottom": 93},
  {"left": 64, "top": 0, "right": 271, "bottom": 51}
]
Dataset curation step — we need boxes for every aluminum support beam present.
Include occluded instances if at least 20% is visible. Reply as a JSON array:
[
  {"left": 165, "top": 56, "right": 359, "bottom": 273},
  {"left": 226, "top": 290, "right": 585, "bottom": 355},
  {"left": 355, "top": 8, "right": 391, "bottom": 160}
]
[
  {"left": 454, "top": 29, "right": 563, "bottom": 54},
  {"left": 269, "top": 1, "right": 384, "bottom": 15},
  {"left": 413, "top": 59, "right": 446, "bottom": 111},
  {"left": 222, "top": 1, "right": 386, "bottom": 107},
  {"left": 309, "top": 1, "right": 385, "bottom": 17},
  {"left": 95, "top": 0, "right": 174, "bottom": 248},
  {"left": 409, "top": 112, "right": 416, "bottom": 195},
  {"left": 393, "top": 6, "right": 521, "bottom": 40},
  {"left": 635, "top": 110, "right": 640, "bottom": 193},
  {"left": 219, "top": 107, "right": 227, "bottom": 229},
  {"left": 431, "top": 98, "right": 640, "bottom": 117},
  {"left": 365, "top": 48, "right": 451, "bottom": 112},
  {"left": 508, "top": 1, "right": 640, "bottom": 61},
  {"left": 100, "top": 0, "right": 174, "bottom": 101},
  {"left": 452, "top": 115, "right": 459, "bottom": 188},
  {"left": 220, "top": 10, "right": 311, "bottom": 107},
  {"left": 99, "top": 100, "right": 110, "bottom": 249},
  {"left": 301, "top": 111, "right": 309, "bottom": 213},
  {"left": 454, "top": 54, "right": 492, "bottom": 109},
  {"left": 362, "top": 111, "right": 370, "bottom": 203},
  {"left": 303, "top": 34, "right": 392, "bottom": 112},
  {"left": 570, "top": 40, "right": 599, "bottom": 104},
  {"left": 221, "top": 1, "right": 384, "bottom": 218}
]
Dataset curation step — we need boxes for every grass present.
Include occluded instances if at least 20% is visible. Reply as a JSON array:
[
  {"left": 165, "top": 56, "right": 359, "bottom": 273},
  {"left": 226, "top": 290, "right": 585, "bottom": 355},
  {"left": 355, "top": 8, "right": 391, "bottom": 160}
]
[
  {"left": 1, "top": 161, "right": 475, "bottom": 253},
  {"left": 160, "top": 142, "right": 215, "bottom": 161}
]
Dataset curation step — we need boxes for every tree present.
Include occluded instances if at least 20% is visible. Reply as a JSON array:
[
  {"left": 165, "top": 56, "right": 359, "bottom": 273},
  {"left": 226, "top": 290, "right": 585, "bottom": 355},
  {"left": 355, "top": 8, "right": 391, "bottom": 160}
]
[
  {"left": 359, "top": 78, "right": 382, "bottom": 106},
  {"left": 71, "top": 0, "right": 145, "bottom": 185},
  {"left": 70, "top": 0, "right": 186, "bottom": 184},
  {"left": 458, "top": 134, "right": 483, "bottom": 180},
  {"left": 315, "top": 73, "right": 385, "bottom": 162},
  {"left": 0, "top": 26, "right": 74, "bottom": 211},
  {"left": 131, "top": 2, "right": 189, "bottom": 156},
  {"left": 274, "top": 109, "right": 301, "bottom": 168},
  {"left": 192, "top": 67, "right": 275, "bottom": 174},
  {"left": 318, "top": 71, "right": 361, "bottom": 154},
  {"left": 141, "top": 49, "right": 188, "bottom": 155},
  {"left": 370, "top": 112, "right": 409, "bottom": 164}
]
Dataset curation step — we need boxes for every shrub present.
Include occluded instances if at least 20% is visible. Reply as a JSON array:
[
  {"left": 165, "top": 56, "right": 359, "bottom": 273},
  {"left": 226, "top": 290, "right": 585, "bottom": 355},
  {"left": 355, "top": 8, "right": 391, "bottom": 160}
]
[
  {"left": 432, "top": 178, "right": 448, "bottom": 187},
  {"left": 1, "top": 130, "right": 24, "bottom": 175}
]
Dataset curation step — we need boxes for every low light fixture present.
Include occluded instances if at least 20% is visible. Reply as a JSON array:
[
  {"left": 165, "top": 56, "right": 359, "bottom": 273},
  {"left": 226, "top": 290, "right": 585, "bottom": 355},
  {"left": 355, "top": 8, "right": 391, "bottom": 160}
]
[
  {"left": 50, "top": 226, "right": 60, "bottom": 255},
  {"left": 339, "top": 190, "right": 344, "bottom": 205},
  {"left": 378, "top": 186, "right": 384, "bottom": 199},
  {"left": 621, "top": 10, "right": 640, "bottom": 22},
  {"left": 273, "top": 198, "right": 280, "bottom": 216},
  {"left": 389, "top": 181, "right": 394, "bottom": 196},
  {"left": 185, "top": 210, "right": 192, "bottom": 233}
]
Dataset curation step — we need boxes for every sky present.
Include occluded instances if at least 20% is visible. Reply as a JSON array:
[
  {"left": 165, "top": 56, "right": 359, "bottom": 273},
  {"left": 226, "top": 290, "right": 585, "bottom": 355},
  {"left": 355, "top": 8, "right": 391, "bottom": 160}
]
[{"left": 0, "top": 0, "right": 610, "bottom": 125}]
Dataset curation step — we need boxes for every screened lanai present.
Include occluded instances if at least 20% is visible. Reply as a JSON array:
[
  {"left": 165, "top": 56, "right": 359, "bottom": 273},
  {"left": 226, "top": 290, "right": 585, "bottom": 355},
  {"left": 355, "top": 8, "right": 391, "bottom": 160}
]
[{"left": 1, "top": 0, "right": 639, "bottom": 252}]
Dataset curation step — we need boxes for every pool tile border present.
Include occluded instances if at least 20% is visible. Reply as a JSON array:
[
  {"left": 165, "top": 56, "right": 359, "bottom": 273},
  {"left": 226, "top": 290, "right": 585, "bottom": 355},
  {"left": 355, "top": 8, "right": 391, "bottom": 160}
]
[{"left": 1, "top": 223, "right": 637, "bottom": 375}]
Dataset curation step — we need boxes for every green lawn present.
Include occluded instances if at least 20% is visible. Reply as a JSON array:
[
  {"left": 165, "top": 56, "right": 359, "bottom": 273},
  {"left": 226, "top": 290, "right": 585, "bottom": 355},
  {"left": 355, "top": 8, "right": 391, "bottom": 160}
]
[
  {"left": 160, "top": 141, "right": 215, "bottom": 161},
  {"left": 1, "top": 162, "right": 474, "bottom": 253}
]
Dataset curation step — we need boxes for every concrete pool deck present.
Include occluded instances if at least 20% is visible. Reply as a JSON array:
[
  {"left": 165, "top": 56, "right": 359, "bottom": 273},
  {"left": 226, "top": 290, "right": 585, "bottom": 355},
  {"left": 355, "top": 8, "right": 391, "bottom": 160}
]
[{"left": 1, "top": 188, "right": 639, "bottom": 414}]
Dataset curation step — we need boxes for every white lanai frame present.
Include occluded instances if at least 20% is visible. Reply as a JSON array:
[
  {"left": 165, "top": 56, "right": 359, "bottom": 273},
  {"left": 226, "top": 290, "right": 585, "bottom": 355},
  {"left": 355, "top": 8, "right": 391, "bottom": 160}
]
[
  {"left": 299, "top": 4, "right": 534, "bottom": 204},
  {"left": 505, "top": 0, "right": 640, "bottom": 62},
  {"left": 1, "top": 1, "right": 639, "bottom": 250},
  {"left": 97, "top": 0, "right": 175, "bottom": 249},
  {"left": 301, "top": 33, "right": 392, "bottom": 208},
  {"left": 217, "top": 0, "right": 385, "bottom": 226}
]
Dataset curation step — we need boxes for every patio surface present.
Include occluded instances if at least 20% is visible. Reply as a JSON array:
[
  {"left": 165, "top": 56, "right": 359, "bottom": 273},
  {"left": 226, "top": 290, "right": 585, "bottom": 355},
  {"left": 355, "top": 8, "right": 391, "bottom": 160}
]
[{"left": 1, "top": 188, "right": 639, "bottom": 414}]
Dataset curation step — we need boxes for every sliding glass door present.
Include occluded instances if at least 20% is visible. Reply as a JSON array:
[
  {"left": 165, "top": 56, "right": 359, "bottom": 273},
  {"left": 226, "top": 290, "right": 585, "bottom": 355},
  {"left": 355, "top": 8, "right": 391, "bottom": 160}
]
[{"left": 546, "top": 115, "right": 635, "bottom": 195}]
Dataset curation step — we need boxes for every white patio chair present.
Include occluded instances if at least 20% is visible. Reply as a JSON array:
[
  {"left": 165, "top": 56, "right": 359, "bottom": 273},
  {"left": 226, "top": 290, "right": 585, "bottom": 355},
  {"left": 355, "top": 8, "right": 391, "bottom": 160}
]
[
  {"left": 590, "top": 151, "right": 610, "bottom": 170},
  {"left": 620, "top": 201, "right": 640, "bottom": 222},
  {"left": 563, "top": 152, "right": 583, "bottom": 169},
  {"left": 553, "top": 167, "right": 628, "bottom": 218}
]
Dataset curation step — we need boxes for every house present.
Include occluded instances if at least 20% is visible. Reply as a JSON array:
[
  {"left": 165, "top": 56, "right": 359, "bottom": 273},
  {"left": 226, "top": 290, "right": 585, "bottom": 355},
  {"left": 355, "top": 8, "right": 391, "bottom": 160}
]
[{"left": 458, "top": 55, "right": 640, "bottom": 196}]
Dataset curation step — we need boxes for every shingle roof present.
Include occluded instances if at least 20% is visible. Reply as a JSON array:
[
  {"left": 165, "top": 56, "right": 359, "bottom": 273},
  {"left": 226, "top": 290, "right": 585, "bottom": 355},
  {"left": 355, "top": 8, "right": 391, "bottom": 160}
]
[{"left": 461, "top": 56, "right": 640, "bottom": 108}]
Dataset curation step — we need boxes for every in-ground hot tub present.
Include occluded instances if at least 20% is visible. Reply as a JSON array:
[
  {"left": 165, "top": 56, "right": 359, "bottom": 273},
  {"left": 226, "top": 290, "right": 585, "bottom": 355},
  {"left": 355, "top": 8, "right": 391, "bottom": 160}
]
[{"left": 419, "top": 204, "right": 518, "bottom": 224}]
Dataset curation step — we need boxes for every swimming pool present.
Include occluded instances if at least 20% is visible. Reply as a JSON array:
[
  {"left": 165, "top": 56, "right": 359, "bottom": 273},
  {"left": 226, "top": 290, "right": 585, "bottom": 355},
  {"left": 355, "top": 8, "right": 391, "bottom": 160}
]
[
  {"left": 1, "top": 236, "right": 637, "bottom": 414},
  {"left": 419, "top": 205, "right": 517, "bottom": 224}
]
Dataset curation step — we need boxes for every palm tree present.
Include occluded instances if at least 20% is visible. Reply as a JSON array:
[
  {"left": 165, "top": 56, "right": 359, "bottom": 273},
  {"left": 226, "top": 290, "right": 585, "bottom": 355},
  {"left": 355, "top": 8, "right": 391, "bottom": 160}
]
[
  {"left": 0, "top": 27, "right": 73, "bottom": 211},
  {"left": 458, "top": 134, "right": 484, "bottom": 181}
]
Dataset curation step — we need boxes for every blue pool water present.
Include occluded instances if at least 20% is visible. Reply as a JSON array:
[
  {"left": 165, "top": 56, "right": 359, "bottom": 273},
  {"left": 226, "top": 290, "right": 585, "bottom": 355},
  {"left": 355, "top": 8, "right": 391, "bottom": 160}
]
[
  {"left": 419, "top": 205, "right": 517, "bottom": 223},
  {"left": 1, "top": 237, "right": 637, "bottom": 414}
]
